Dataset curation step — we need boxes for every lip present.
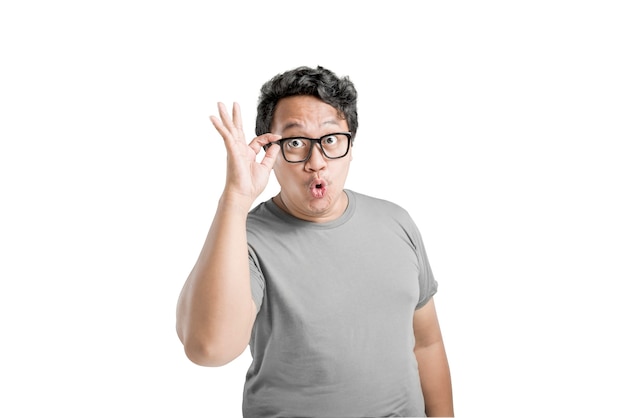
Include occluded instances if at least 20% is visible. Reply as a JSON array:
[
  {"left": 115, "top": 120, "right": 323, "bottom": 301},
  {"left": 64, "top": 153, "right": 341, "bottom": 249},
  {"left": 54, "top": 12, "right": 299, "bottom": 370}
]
[{"left": 308, "top": 178, "right": 328, "bottom": 199}]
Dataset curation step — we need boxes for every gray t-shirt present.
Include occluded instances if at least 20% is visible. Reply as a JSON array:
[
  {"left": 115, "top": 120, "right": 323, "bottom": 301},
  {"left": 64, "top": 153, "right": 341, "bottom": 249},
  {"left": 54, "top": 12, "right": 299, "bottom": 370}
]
[{"left": 243, "top": 190, "right": 438, "bottom": 417}]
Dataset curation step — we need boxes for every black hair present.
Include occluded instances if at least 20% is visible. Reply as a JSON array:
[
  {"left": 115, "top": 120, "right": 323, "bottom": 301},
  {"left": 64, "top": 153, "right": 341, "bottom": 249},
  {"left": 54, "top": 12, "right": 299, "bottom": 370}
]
[{"left": 255, "top": 66, "right": 358, "bottom": 139}]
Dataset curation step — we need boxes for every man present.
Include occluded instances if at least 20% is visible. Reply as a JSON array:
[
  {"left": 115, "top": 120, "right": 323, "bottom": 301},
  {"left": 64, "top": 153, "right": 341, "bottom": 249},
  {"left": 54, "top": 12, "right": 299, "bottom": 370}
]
[{"left": 176, "top": 66, "right": 454, "bottom": 417}]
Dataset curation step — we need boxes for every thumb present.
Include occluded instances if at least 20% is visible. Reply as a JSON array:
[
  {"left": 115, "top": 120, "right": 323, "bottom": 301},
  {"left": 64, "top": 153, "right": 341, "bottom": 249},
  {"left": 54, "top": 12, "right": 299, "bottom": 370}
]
[{"left": 260, "top": 141, "right": 281, "bottom": 170}]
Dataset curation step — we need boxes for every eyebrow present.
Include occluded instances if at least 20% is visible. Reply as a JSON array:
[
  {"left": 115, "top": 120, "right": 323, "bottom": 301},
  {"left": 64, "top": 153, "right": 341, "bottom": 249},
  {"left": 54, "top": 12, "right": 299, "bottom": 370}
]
[{"left": 278, "top": 120, "right": 342, "bottom": 135}]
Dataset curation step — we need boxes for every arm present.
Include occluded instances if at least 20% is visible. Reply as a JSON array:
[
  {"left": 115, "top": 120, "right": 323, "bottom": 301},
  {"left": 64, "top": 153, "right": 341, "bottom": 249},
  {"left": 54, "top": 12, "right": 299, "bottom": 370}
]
[
  {"left": 413, "top": 298, "right": 454, "bottom": 417},
  {"left": 176, "top": 102, "right": 280, "bottom": 367}
]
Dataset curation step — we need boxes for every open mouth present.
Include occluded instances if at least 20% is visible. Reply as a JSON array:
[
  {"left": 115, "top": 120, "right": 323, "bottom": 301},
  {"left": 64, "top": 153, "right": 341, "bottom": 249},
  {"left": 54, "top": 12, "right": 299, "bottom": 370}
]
[{"left": 309, "top": 179, "right": 327, "bottom": 198}]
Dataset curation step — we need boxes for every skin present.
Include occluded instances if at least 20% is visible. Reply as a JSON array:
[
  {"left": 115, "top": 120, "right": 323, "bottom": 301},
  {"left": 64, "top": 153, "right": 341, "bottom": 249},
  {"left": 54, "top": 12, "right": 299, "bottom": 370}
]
[
  {"left": 269, "top": 95, "right": 352, "bottom": 222},
  {"left": 176, "top": 95, "right": 453, "bottom": 416},
  {"left": 414, "top": 299, "right": 455, "bottom": 417}
]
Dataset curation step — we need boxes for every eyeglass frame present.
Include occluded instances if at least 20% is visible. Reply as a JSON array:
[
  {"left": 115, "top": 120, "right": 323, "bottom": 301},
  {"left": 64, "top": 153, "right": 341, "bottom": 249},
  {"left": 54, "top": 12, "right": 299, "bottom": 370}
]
[{"left": 263, "top": 132, "right": 353, "bottom": 163}]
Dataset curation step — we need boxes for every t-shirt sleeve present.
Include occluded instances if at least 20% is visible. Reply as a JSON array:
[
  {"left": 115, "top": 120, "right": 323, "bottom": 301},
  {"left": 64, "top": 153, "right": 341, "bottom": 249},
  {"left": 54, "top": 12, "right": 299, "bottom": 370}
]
[
  {"left": 248, "top": 247, "right": 266, "bottom": 312},
  {"left": 409, "top": 220, "right": 438, "bottom": 310}
]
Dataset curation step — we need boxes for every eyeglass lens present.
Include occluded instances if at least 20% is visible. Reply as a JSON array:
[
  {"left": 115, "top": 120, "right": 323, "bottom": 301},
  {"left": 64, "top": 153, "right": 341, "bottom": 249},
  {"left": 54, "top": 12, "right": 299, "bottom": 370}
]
[{"left": 282, "top": 133, "right": 350, "bottom": 162}]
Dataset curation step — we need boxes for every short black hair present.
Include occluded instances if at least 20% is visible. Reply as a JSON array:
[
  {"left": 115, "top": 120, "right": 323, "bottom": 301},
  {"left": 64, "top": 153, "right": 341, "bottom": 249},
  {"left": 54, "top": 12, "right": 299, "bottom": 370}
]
[{"left": 255, "top": 66, "right": 358, "bottom": 138}]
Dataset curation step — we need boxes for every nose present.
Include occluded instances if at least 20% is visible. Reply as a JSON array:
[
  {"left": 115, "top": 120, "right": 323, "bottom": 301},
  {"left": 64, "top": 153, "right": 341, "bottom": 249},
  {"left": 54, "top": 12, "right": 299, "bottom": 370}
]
[{"left": 304, "top": 143, "right": 327, "bottom": 172}]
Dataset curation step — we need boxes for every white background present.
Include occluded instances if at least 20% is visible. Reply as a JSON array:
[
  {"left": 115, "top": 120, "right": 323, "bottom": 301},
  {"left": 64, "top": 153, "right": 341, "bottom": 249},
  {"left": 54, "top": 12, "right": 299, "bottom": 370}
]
[{"left": 1, "top": 1, "right": 625, "bottom": 416}]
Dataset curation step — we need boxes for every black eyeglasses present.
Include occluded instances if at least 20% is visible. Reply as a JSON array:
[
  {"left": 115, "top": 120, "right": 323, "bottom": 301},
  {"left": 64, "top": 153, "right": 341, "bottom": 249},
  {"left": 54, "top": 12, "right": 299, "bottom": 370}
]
[{"left": 264, "top": 132, "right": 352, "bottom": 163}]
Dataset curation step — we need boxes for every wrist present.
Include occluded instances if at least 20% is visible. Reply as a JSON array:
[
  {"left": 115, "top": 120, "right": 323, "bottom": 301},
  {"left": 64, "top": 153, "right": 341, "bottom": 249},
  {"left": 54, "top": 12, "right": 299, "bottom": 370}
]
[{"left": 218, "top": 191, "right": 254, "bottom": 216}]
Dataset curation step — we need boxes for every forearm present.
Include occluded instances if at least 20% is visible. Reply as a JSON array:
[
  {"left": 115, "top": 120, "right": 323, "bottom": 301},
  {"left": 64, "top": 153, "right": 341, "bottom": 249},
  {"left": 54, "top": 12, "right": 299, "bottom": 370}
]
[
  {"left": 176, "top": 193, "right": 256, "bottom": 366},
  {"left": 414, "top": 341, "right": 454, "bottom": 417}
]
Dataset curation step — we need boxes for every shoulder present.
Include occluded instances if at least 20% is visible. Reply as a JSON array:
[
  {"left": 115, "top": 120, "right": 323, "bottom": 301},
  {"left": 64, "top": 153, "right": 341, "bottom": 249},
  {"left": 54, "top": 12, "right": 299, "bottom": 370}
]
[
  {"left": 349, "top": 190, "right": 424, "bottom": 246},
  {"left": 348, "top": 190, "right": 412, "bottom": 220},
  {"left": 246, "top": 200, "right": 278, "bottom": 232}
]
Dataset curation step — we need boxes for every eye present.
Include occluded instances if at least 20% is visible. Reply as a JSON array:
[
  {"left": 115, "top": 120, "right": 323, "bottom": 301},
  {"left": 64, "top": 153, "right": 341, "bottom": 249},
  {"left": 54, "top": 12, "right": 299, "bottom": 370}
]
[
  {"left": 322, "top": 135, "right": 338, "bottom": 146},
  {"left": 286, "top": 138, "right": 306, "bottom": 149}
]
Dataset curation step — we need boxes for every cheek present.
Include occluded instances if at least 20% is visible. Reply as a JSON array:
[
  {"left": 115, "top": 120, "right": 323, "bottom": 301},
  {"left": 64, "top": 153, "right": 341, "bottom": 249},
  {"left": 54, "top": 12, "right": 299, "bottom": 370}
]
[
  {"left": 273, "top": 162, "right": 296, "bottom": 185},
  {"left": 340, "top": 155, "right": 353, "bottom": 174},
  {"left": 274, "top": 160, "right": 285, "bottom": 175}
]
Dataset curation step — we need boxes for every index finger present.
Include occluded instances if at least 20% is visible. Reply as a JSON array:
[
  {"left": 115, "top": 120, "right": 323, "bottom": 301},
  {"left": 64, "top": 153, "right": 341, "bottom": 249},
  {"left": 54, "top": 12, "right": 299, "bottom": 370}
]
[{"left": 249, "top": 133, "right": 282, "bottom": 154}]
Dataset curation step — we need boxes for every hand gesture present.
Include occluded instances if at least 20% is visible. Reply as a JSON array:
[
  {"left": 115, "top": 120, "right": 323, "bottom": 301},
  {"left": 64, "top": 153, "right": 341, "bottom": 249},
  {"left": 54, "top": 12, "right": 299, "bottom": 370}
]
[{"left": 210, "top": 102, "right": 281, "bottom": 205}]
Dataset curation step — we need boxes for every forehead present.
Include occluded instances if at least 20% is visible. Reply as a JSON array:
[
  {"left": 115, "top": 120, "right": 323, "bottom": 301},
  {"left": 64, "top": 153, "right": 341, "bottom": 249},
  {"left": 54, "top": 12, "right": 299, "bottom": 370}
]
[{"left": 271, "top": 95, "right": 347, "bottom": 135}]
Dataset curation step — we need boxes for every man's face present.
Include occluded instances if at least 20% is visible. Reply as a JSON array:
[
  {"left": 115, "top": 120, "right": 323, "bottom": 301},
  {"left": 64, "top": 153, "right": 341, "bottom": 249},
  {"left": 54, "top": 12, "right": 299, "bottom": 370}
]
[{"left": 270, "top": 95, "right": 352, "bottom": 222}]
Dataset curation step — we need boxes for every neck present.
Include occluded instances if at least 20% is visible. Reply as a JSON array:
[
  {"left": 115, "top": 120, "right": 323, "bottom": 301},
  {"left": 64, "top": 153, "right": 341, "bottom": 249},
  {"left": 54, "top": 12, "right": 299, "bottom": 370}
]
[{"left": 273, "top": 190, "right": 348, "bottom": 223}]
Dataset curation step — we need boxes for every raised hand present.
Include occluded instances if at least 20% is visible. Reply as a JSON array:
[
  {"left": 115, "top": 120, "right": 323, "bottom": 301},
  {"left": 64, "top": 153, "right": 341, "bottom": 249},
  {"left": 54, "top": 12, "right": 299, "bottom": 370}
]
[{"left": 209, "top": 102, "right": 281, "bottom": 205}]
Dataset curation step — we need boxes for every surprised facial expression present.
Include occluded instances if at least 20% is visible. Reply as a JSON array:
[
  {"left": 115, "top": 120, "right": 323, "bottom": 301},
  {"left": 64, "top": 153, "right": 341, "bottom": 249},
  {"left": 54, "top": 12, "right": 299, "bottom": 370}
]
[{"left": 270, "top": 95, "right": 353, "bottom": 223}]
